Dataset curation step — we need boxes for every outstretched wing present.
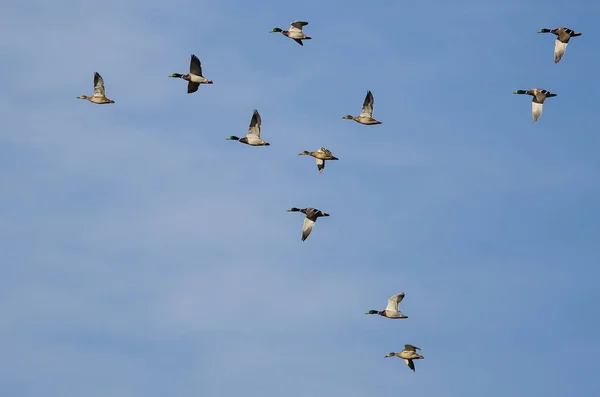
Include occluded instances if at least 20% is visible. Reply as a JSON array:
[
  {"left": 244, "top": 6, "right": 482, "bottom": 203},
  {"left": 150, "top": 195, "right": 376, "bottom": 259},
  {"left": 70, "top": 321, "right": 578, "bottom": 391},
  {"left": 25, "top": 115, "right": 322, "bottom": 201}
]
[
  {"left": 247, "top": 109, "right": 262, "bottom": 137},
  {"left": 187, "top": 82, "right": 200, "bottom": 94},
  {"left": 93, "top": 72, "right": 106, "bottom": 97},
  {"left": 404, "top": 344, "right": 420, "bottom": 352},
  {"left": 404, "top": 359, "right": 416, "bottom": 372},
  {"left": 318, "top": 147, "right": 332, "bottom": 156},
  {"left": 359, "top": 91, "right": 374, "bottom": 118},
  {"left": 301, "top": 217, "right": 315, "bottom": 241},
  {"left": 189, "top": 54, "right": 203, "bottom": 76},
  {"left": 532, "top": 101, "right": 543, "bottom": 122},
  {"left": 290, "top": 21, "right": 308, "bottom": 32},
  {"left": 385, "top": 293, "right": 405, "bottom": 312},
  {"left": 554, "top": 40, "right": 568, "bottom": 63},
  {"left": 316, "top": 158, "right": 325, "bottom": 173},
  {"left": 293, "top": 38, "right": 304, "bottom": 46}
]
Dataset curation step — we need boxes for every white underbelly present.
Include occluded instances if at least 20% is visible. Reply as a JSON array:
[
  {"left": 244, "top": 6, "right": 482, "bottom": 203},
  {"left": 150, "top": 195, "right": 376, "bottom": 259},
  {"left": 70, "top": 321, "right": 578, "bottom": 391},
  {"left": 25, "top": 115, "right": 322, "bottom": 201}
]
[{"left": 189, "top": 74, "right": 206, "bottom": 83}]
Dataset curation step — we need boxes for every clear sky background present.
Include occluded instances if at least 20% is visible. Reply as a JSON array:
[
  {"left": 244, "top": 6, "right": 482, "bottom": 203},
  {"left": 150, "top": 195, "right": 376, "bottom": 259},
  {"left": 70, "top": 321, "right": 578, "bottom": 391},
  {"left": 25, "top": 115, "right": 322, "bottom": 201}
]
[{"left": 1, "top": 1, "right": 599, "bottom": 396}]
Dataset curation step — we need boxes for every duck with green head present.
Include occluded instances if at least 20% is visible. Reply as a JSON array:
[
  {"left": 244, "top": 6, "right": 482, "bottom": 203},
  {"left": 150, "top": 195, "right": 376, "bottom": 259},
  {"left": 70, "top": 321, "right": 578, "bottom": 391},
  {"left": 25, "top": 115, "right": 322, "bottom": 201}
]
[
  {"left": 287, "top": 207, "right": 329, "bottom": 241},
  {"left": 298, "top": 147, "right": 339, "bottom": 173},
  {"left": 226, "top": 109, "right": 270, "bottom": 146},
  {"left": 538, "top": 27, "right": 582, "bottom": 63},
  {"left": 169, "top": 54, "right": 213, "bottom": 94},
  {"left": 365, "top": 292, "right": 408, "bottom": 319},
  {"left": 270, "top": 21, "right": 311, "bottom": 46},
  {"left": 513, "top": 88, "right": 557, "bottom": 122}
]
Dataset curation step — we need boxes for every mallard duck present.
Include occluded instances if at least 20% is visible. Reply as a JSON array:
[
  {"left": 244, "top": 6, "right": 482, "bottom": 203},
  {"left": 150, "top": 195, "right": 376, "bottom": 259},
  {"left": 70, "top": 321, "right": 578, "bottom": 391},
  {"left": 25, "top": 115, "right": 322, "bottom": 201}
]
[
  {"left": 342, "top": 90, "right": 381, "bottom": 125},
  {"left": 298, "top": 147, "right": 339, "bottom": 173},
  {"left": 169, "top": 54, "right": 213, "bottom": 94},
  {"left": 384, "top": 345, "right": 424, "bottom": 372},
  {"left": 226, "top": 109, "right": 270, "bottom": 146},
  {"left": 365, "top": 292, "right": 408, "bottom": 319},
  {"left": 538, "top": 27, "right": 582, "bottom": 63},
  {"left": 270, "top": 21, "right": 311, "bottom": 46},
  {"left": 287, "top": 207, "right": 329, "bottom": 241},
  {"left": 513, "top": 88, "right": 557, "bottom": 122},
  {"left": 77, "top": 72, "right": 114, "bottom": 104}
]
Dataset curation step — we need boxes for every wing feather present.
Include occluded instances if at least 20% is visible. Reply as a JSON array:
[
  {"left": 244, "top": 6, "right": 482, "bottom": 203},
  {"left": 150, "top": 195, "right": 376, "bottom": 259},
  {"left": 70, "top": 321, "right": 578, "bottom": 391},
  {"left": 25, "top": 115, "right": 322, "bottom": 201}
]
[
  {"left": 301, "top": 217, "right": 315, "bottom": 241},
  {"left": 290, "top": 21, "right": 308, "bottom": 30},
  {"left": 532, "top": 101, "right": 544, "bottom": 122},
  {"left": 319, "top": 147, "right": 332, "bottom": 156},
  {"left": 359, "top": 91, "right": 374, "bottom": 118},
  {"left": 554, "top": 40, "right": 568, "bottom": 63},
  {"left": 247, "top": 109, "right": 262, "bottom": 137},
  {"left": 316, "top": 158, "right": 325, "bottom": 173},
  {"left": 93, "top": 72, "right": 106, "bottom": 97},
  {"left": 190, "top": 54, "right": 203, "bottom": 76},
  {"left": 404, "top": 344, "right": 420, "bottom": 352},
  {"left": 187, "top": 82, "right": 199, "bottom": 94},
  {"left": 385, "top": 293, "right": 405, "bottom": 312}
]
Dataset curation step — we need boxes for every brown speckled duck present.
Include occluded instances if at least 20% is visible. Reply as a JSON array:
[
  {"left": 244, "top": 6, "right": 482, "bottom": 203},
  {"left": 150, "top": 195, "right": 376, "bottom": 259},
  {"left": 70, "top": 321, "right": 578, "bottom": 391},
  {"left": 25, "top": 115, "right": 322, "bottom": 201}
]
[
  {"left": 298, "top": 147, "right": 339, "bottom": 173},
  {"left": 342, "top": 91, "right": 382, "bottom": 125},
  {"left": 385, "top": 345, "right": 425, "bottom": 372},
  {"left": 77, "top": 72, "right": 114, "bottom": 104}
]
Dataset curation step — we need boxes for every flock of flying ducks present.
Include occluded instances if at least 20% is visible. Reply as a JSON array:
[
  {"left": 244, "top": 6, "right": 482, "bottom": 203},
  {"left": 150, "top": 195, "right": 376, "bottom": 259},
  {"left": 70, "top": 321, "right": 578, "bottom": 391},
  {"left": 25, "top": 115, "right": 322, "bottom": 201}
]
[{"left": 75, "top": 21, "right": 583, "bottom": 373}]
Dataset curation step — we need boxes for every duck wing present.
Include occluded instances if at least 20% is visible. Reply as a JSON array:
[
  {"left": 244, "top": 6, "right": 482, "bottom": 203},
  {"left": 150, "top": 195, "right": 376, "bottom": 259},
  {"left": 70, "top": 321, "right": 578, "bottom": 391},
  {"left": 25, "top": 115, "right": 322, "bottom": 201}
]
[
  {"left": 359, "top": 90, "right": 374, "bottom": 118},
  {"left": 189, "top": 54, "right": 203, "bottom": 76},
  {"left": 290, "top": 21, "right": 308, "bottom": 32},
  {"left": 187, "top": 82, "right": 200, "bottom": 94},
  {"left": 385, "top": 293, "right": 405, "bottom": 313},
  {"left": 247, "top": 109, "right": 262, "bottom": 138},
  {"left": 301, "top": 217, "right": 315, "bottom": 241},
  {"left": 316, "top": 158, "right": 325, "bottom": 173},
  {"left": 404, "top": 344, "right": 420, "bottom": 352},
  {"left": 93, "top": 72, "right": 106, "bottom": 97},
  {"left": 531, "top": 101, "right": 543, "bottom": 122},
  {"left": 554, "top": 40, "right": 568, "bottom": 63}
]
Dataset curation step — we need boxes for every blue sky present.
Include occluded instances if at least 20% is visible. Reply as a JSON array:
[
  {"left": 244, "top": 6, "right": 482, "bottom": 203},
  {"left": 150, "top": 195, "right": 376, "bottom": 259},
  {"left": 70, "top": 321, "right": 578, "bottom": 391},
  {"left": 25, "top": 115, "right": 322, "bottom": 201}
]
[{"left": 1, "top": 0, "right": 599, "bottom": 396}]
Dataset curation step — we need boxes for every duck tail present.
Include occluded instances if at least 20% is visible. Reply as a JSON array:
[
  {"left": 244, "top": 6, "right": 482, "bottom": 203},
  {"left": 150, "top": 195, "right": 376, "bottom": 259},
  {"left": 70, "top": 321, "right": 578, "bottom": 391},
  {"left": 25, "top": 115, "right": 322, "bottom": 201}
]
[{"left": 305, "top": 36, "right": 312, "bottom": 40}]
